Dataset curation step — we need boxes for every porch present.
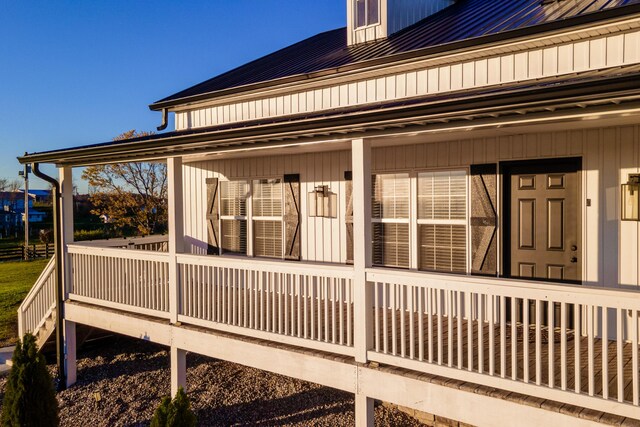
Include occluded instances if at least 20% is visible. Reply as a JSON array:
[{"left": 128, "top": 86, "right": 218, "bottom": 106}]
[{"left": 19, "top": 235, "right": 639, "bottom": 421}]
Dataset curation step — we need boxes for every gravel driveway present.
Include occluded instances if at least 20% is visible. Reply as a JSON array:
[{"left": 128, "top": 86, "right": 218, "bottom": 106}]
[{"left": 0, "top": 336, "right": 424, "bottom": 426}]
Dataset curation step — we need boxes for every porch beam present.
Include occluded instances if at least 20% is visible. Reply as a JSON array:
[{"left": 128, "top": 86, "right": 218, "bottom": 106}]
[
  {"left": 355, "top": 393, "right": 374, "bottom": 427},
  {"left": 352, "top": 138, "right": 373, "bottom": 363},
  {"left": 167, "top": 157, "right": 184, "bottom": 324}
]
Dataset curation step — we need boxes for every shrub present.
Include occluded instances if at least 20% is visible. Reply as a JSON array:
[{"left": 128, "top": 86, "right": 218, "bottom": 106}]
[
  {"left": 150, "top": 387, "right": 196, "bottom": 427},
  {"left": 73, "top": 229, "right": 109, "bottom": 242},
  {"left": 1, "top": 333, "right": 59, "bottom": 427}
]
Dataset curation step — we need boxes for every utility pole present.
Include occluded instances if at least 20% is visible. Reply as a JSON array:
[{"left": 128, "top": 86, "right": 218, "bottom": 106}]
[{"left": 19, "top": 163, "right": 31, "bottom": 260}]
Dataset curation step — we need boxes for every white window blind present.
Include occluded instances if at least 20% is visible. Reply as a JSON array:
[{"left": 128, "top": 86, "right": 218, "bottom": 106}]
[
  {"left": 417, "top": 170, "right": 467, "bottom": 273},
  {"left": 372, "top": 173, "right": 410, "bottom": 268},
  {"left": 220, "top": 180, "right": 248, "bottom": 254},
  {"left": 252, "top": 179, "right": 283, "bottom": 258}
]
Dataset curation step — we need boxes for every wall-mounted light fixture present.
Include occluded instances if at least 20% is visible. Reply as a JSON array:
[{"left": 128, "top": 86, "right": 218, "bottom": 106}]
[
  {"left": 308, "top": 185, "right": 337, "bottom": 218},
  {"left": 622, "top": 174, "right": 640, "bottom": 221}
]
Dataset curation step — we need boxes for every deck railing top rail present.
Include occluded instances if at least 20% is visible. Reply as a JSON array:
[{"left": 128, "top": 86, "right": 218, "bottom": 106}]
[{"left": 367, "top": 268, "right": 640, "bottom": 310}]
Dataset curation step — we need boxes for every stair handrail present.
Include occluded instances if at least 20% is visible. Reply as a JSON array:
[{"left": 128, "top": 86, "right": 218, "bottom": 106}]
[{"left": 18, "top": 258, "right": 56, "bottom": 338}]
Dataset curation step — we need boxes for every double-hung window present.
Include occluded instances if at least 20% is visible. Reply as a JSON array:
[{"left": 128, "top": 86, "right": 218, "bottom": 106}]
[
  {"left": 219, "top": 180, "right": 248, "bottom": 255},
  {"left": 355, "top": 0, "right": 379, "bottom": 28},
  {"left": 252, "top": 178, "right": 283, "bottom": 258},
  {"left": 417, "top": 170, "right": 467, "bottom": 273},
  {"left": 372, "top": 173, "right": 410, "bottom": 268}
]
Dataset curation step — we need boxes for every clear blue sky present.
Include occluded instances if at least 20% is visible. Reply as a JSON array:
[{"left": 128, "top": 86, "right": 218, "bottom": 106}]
[{"left": 0, "top": 1, "right": 345, "bottom": 192}]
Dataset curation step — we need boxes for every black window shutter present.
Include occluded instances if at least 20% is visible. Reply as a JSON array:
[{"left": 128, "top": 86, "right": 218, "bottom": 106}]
[
  {"left": 206, "top": 177, "right": 220, "bottom": 255},
  {"left": 283, "top": 174, "right": 300, "bottom": 260},
  {"left": 344, "top": 171, "right": 354, "bottom": 264},
  {"left": 470, "top": 164, "right": 497, "bottom": 275}
]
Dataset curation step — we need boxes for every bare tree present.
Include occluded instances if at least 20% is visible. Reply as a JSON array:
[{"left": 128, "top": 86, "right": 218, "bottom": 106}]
[
  {"left": 0, "top": 178, "right": 8, "bottom": 192},
  {"left": 81, "top": 130, "right": 167, "bottom": 236},
  {"left": 8, "top": 180, "right": 21, "bottom": 192}
]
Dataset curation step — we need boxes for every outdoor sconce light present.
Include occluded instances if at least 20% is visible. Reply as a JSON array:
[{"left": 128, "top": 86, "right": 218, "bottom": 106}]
[
  {"left": 308, "top": 185, "right": 337, "bottom": 218},
  {"left": 622, "top": 174, "right": 640, "bottom": 221}
]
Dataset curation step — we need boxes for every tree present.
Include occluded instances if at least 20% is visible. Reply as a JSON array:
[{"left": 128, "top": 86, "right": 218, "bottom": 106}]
[
  {"left": 0, "top": 178, "right": 8, "bottom": 192},
  {"left": 8, "top": 179, "right": 21, "bottom": 192},
  {"left": 150, "top": 387, "right": 197, "bottom": 427},
  {"left": 2, "top": 333, "right": 59, "bottom": 427},
  {"left": 81, "top": 130, "right": 167, "bottom": 236}
]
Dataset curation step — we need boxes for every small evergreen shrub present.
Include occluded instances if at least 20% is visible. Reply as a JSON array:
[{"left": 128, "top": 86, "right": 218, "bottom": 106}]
[
  {"left": 1, "top": 333, "right": 59, "bottom": 427},
  {"left": 150, "top": 387, "right": 196, "bottom": 427}
]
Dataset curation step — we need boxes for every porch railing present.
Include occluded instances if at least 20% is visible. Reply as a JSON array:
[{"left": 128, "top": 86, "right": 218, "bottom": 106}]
[
  {"left": 176, "top": 254, "right": 354, "bottom": 356},
  {"left": 366, "top": 268, "right": 640, "bottom": 417},
  {"left": 18, "top": 257, "right": 56, "bottom": 338},
  {"left": 64, "top": 241, "right": 640, "bottom": 418},
  {"left": 68, "top": 245, "right": 170, "bottom": 318}
]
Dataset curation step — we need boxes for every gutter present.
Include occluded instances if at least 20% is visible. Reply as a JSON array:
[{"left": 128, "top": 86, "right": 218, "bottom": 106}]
[
  {"left": 31, "top": 164, "right": 66, "bottom": 391},
  {"left": 148, "top": 4, "right": 640, "bottom": 111}
]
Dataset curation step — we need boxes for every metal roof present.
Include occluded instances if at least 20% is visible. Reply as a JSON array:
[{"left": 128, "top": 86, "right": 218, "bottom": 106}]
[
  {"left": 21, "top": 64, "right": 640, "bottom": 166},
  {"left": 152, "top": 0, "right": 640, "bottom": 109}
]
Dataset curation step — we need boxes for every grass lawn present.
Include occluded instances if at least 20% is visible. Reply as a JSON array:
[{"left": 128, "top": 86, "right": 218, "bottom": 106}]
[{"left": 0, "top": 259, "right": 49, "bottom": 346}]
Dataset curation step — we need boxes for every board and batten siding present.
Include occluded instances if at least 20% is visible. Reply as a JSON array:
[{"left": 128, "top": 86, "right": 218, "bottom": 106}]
[
  {"left": 182, "top": 124, "right": 640, "bottom": 289},
  {"left": 175, "top": 29, "right": 640, "bottom": 131},
  {"left": 182, "top": 151, "right": 352, "bottom": 264}
]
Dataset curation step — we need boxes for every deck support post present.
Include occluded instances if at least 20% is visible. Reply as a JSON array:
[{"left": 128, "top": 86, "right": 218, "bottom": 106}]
[
  {"left": 352, "top": 138, "right": 373, "bottom": 364},
  {"left": 355, "top": 393, "right": 374, "bottom": 427},
  {"left": 59, "top": 166, "right": 74, "bottom": 299},
  {"left": 170, "top": 346, "right": 187, "bottom": 396},
  {"left": 167, "top": 157, "right": 184, "bottom": 324},
  {"left": 64, "top": 320, "right": 76, "bottom": 387}
]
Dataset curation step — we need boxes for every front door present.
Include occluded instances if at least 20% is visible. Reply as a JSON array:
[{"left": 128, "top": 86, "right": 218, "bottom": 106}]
[{"left": 503, "top": 158, "right": 581, "bottom": 283}]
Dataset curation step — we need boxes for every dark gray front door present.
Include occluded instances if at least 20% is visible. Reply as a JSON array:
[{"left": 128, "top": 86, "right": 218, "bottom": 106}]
[{"left": 504, "top": 159, "right": 581, "bottom": 283}]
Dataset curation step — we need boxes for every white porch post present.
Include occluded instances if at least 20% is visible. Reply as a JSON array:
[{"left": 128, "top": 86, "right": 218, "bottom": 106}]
[
  {"left": 355, "top": 393, "right": 375, "bottom": 427},
  {"left": 167, "top": 157, "right": 184, "bottom": 324},
  {"left": 64, "top": 320, "right": 76, "bottom": 387},
  {"left": 352, "top": 139, "right": 375, "bottom": 426},
  {"left": 352, "top": 138, "right": 373, "bottom": 363},
  {"left": 170, "top": 346, "right": 187, "bottom": 396},
  {"left": 59, "top": 166, "right": 74, "bottom": 298}
]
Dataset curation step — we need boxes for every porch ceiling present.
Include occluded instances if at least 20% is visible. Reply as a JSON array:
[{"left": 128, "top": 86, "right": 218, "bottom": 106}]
[{"left": 19, "top": 64, "right": 640, "bottom": 167}]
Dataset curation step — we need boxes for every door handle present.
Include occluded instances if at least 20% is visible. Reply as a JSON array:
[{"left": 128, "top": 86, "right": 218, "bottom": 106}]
[
  {"left": 571, "top": 245, "right": 578, "bottom": 251},
  {"left": 570, "top": 257, "right": 578, "bottom": 263}
]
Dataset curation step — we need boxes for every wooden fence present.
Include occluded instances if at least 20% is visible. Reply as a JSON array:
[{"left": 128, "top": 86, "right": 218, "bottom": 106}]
[{"left": 0, "top": 244, "right": 53, "bottom": 261}]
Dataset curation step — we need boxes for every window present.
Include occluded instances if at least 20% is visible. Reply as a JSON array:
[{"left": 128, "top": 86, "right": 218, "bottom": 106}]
[
  {"left": 417, "top": 170, "right": 467, "bottom": 273},
  {"left": 252, "top": 178, "right": 283, "bottom": 258},
  {"left": 355, "top": 0, "right": 379, "bottom": 28},
  {"left": 220, "top": 180, "right": 248, "bottom": 254},
  {"left": 372, "top": 173, "right": 410, "bottom": 268}
]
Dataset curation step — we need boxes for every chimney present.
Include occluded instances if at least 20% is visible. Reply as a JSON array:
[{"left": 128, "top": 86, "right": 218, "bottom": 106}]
[{"left": 347, "top": 0, "right": 456, "bottom": 46}]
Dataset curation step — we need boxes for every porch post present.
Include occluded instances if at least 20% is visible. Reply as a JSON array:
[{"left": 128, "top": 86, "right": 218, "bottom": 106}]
[
  {"left": 64, "top": 320, "right": 76, "bottom": 387},
  {"left": 167, "top": 157, "right": 184, "bottom": 325},
  {"left": 170, "top": 346, "right": 187, "bottom": 396},
  {"left": 59, "top": 166, "right": 74, "bottom": 298},
  {"left": 355, "top": 393, "right": 374, "bottom": 427},
  {"left": 352, "top": 138, "right": 373, "bottom": 364}
]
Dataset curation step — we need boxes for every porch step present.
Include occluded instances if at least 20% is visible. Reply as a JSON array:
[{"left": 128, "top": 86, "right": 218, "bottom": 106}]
[{"left": 0, "top": 346, "right": 15, "bottom": 376}]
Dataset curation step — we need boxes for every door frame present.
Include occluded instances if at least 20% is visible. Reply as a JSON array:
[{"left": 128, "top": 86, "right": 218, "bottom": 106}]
[{"left": 500, "top": 157, "right": 582, "bottom": 284}]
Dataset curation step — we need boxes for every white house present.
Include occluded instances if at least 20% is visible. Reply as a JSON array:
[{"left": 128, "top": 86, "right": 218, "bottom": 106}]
[{"left": 17, "top": 0, "right": 640, "bottom": 424}]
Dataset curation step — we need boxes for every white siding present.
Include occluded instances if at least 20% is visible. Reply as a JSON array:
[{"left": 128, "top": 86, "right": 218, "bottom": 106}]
[
  {"left": 175, "top": 28, "right": 640, "bottom": 131},
  {"left": 182, "top": 124, "right": 640, "bottom": 289},
  {"left": 183, "top": 150, "right": 351, "bottom": 264}
]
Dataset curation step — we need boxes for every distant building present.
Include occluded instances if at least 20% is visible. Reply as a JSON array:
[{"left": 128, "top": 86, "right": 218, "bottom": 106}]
[{"left": 19, "top": 189, "right": 52, "bottom": 204}]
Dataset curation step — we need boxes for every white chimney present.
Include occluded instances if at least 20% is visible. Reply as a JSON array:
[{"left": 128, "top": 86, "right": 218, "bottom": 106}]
[{"left": 347, "top": 0, "right": 455, "bottom": 46}]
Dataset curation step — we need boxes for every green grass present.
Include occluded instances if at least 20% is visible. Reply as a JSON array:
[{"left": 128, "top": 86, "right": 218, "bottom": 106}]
[{"left": 0, "top": 259, "right": 49, "bottom": 346}]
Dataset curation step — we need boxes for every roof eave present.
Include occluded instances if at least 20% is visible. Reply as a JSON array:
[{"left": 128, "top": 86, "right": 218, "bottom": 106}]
[{"left": 148, "top": 3, "right": 640, "bottom": 112}]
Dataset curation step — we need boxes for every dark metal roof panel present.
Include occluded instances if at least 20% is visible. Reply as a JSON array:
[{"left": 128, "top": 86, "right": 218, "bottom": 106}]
[{"left": 155, "top": 0, "right": 640, "bottom": 106}]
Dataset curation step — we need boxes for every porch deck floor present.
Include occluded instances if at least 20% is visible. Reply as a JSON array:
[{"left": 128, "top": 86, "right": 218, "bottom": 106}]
[{"left": 373, "top": 308, "right": 639, "bottom": 406}]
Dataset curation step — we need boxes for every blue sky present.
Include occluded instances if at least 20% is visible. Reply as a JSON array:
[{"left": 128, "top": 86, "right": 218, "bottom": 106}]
[{"left": 0, "top": 1, "right": 345, "bottom": 192}]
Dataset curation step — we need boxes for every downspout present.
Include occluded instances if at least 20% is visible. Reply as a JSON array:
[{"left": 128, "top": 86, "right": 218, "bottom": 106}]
[
  {"left": 156, "top": 108, "right": 169, "bottom": 131},
  {"left": 31, "top": 163, "right": 66, "bottom": 391}
]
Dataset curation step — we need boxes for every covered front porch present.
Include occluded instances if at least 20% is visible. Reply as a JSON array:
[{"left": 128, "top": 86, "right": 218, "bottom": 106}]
[{"left": 17, "top": 73, "right": 640, "bottom": 423}]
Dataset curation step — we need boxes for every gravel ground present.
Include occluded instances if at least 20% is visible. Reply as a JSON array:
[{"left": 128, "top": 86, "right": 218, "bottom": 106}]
[{"left": 0, "top": 336, "right": 424, "bottom": 426}]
